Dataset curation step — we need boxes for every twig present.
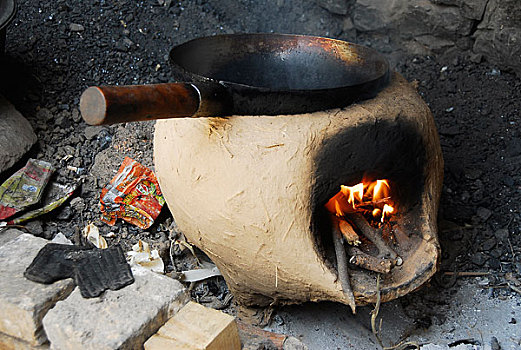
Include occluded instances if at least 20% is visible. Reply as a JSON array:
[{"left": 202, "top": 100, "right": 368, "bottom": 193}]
[
  {"left": 354, "top": 197, "right": 392, "bottom": 209},
  {"left": 371, "top": 274, "right": 420, "bottom": 350},
  {"left": 331, "top": 216, "right": 356, "bottom": 314},
  {"left": 349, "top": 247, "right": 392, "bottom": 274},
  {"left": 508, "top": 238, "right": 516, "bottom": 266},
  {"left": 371, "top": 275, "right": 384, "bottom": 348},
  {"left": 347, "top": 213, "right": 398, "bottom": 260},
  {"left": 443, "top": 271, "right": 490, "bottom": 277},
  {"left": 507, "top": 283, "right": 521, "bottom": 295},
  {"left": 505, "top": 273, "right": 521, "bottom": 295},
  {"left": 169, "top": 239, "right": 177, "bottom": 272}
]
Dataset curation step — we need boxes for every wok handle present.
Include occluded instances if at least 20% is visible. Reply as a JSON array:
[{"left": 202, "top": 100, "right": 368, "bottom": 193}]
[{"left": 79, "top": 82, "right": 232, "bottom": 125}]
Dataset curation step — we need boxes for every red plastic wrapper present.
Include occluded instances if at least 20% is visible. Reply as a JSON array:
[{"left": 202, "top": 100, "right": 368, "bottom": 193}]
[{"left": 100, "top": 157, "right": 165, "bottom": 229}]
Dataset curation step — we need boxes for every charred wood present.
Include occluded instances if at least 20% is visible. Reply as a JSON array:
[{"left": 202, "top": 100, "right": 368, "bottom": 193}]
[
  {"left": 348, "top": 247, "right": 392, "bottom": 274},
  {"left": 347, "top": 213, "right": 399, "bottom": 261},
  {"left": 331, "top": 215, "right": 356, "bottom": 313}
]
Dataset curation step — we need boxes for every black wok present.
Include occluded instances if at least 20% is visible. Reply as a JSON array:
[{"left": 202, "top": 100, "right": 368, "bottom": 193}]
[{"left": 80, "top": 34, "right": 390, "bottom": 125}]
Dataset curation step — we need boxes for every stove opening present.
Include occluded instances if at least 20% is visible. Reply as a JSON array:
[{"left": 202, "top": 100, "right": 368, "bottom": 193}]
[{"left": 311, "top": 118, "right": 428, "bottom": 304}]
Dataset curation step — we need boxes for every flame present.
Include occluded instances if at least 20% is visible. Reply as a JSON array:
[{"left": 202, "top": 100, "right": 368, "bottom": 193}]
[
  {"left": 382, "top": 204, "right": 394, "bottom": 222},
  {"left": 325, "top": 178, "right": 396, "bottom": 225},
  {"left": 334, "top": 199, "right": 344, "bottom": 217}
]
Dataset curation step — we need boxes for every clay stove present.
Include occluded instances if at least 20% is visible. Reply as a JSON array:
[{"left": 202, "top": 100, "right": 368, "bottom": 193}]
[{"left": 154, "top": 72, "right": 443, "bottom": 309}]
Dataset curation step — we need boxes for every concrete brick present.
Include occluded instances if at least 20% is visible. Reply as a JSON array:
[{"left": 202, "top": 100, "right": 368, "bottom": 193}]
[
  {"left": 0, "top": 234, "right": 75, "bottom": 346},
  {"left": 43, "top": 265, "right": 188, "bottom": 350}
]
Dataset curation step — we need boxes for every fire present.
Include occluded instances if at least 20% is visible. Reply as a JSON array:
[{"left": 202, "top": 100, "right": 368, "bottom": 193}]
[{"left": 325, "top": 179, "right": 395, "bottom": 225}]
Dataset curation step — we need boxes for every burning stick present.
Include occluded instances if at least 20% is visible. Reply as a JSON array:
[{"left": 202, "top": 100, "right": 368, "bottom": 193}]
[
  {"left": 331, "top": 215, "right": 356, "bottom": 314},
  {"left": 347, "top": 213, "right": 399, "bottom": 261},
  {"left": 348, "top": 247, "right": 392, "bottom": 274},
  {"left": 337, "top": 218, "right": 361, "bottom": 246}
]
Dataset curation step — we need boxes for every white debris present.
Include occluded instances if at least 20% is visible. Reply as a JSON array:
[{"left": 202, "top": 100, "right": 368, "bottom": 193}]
[
  {"left": 83, "top": 223, "right": 107, "bottom": 249},
  {"left": 181, "top": 262, "right": 222, "bottom": 283},
  {"left": 127, "top": 240, "right": 164, "bottom": 274},
  {"left": 51, "top": 232, "right": 72, "bottom": 245}
]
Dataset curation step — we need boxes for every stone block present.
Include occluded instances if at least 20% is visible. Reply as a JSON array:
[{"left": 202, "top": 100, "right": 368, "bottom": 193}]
[
  {"left": 0, "top": 95, "right": 37, "bottom": 175},
  {"left": 144, "top": 301, "right": 241, "bottom": 350},
  {"left": 0, "top": 234, "right": 75, "bottom": 346},
  {"left": 0, "top": 331, "right": 49, "bottom": 350},
  {"left": 0, "top": 228, "right": 22, "bottom": 246},
  {"left": 43, "top": 266, "right": 188, "bottom": 350}
]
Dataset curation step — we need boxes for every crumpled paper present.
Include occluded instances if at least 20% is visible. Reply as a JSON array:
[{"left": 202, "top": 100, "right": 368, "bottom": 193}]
[
  {"left": 83, "top": 223, "right": 107, "bottom": 249},
  {"left": 127, "top": 240, "right": 164, "bottom": 273}
]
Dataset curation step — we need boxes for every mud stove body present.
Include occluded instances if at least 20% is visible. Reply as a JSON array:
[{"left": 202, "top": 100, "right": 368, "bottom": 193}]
[{"left": 154, "top": 72, "right": 443, "bottom": 308}]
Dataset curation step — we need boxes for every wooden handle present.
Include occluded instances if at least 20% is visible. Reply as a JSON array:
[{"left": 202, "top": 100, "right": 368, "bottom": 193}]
[{"left": 79, "top": 82, "right": 231, "bottom": 125}]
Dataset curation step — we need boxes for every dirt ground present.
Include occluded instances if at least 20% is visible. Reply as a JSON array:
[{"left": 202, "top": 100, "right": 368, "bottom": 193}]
[{"left": 1, "top": 0, "right": 520, "bottom": 348}]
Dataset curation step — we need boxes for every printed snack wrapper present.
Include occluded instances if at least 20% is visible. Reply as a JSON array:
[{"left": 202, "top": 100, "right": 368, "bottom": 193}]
[
  {"left": 100, "top": 157, "right": 165, "bottom": 229},
  {"left": 0, "top": 159, "right": 54, "bottom": 220}
]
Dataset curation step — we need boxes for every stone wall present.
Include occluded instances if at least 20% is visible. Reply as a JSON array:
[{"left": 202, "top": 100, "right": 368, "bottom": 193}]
[{"left": 318, "top": 0, "right": 521, "bottom": 75}]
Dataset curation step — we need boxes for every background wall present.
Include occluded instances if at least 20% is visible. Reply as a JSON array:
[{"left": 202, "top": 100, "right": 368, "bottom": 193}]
[{"left": 317, "top": 0, "right": 520, "bottom": 75}]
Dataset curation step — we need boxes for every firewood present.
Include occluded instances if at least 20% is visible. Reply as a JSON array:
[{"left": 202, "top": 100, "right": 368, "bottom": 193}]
[
  {"left": 331, "top": 216, "right": 356, "bottom": 314},
  {"left": 337, "top": 219, "right": 361, "bottom": 245},
  {"left": 347, "top": 213, "right": 399, "bottom": 261},
  {"left": 348, "top": 247, "right": 392, "bottom": 274}
]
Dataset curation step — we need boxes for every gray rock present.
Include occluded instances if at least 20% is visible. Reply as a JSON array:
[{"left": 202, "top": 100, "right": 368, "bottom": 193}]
[
  {"left": 283, "top": 336, "right": 309, "bottom": 350},
  {"left": 471, "top": 252, "right": 487, "bottom": 266},
  {"left": 415, "top": 35, "right": 455, "bottom": 51},
  {"left": 352, "top": 0, "right": 402, "bottom": 32},
  {"left": 460, "top": 0, "right": 488, "bottom": 20},
  {"left": 0, "top": 228, "right": 23, "bottom": 246},
  {"left": 71, "top": 108, "right": 81, "bottom": 123},
  {"left": 494, "top": 228, "right": 509, "bottom": 241},
  {"left": 399, "top": 2, "right": 473, "bottom": 39},
  {"left": 473, "top": 0, "right": 521, "bottom": 76},
  {"left": 70, "top": 197, "right": 86, "bottom": 213},
  {"left": 69, "top": 23, "right": 84, "bottom": 32},
  {"left": 25, "top": 220, "right": 44, "bottom": 237},
  {"left": 43, "top": 266, "right": 188, "bottom": 350},
  {"left": 491, "top": 336, "right": 501, "bottom": 350},
  {"left": 0, "top": 233, "right": 75, "bottom": 346},
  {"left": 316, "top": 0, "right": 350, "bottom": 15},
  {"left": 0, "top": 95, "right": 37, "bottom": 175},
  {"left": 476, "top": 207, "right": 492, "bottom": 221},
  {"left": 84, "top": 125, "right": 105, "bottom": 140},
  {"left": 430, "top": 0, "right": 488, "bottom": 20}
]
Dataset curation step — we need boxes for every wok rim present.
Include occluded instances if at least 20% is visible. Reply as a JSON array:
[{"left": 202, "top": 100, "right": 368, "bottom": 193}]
[
  {"left": 169, "top": 33, "right": 390, "bottom": 94},
  {"left": 0, "top": 0, "right": 16, "bottom": 31}
]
